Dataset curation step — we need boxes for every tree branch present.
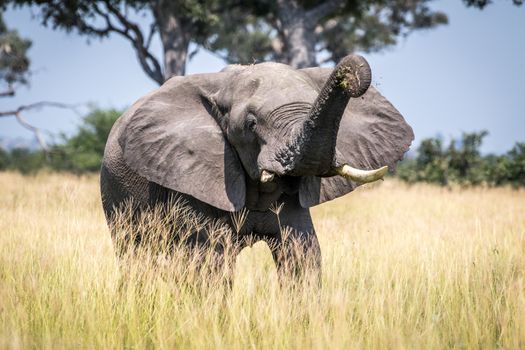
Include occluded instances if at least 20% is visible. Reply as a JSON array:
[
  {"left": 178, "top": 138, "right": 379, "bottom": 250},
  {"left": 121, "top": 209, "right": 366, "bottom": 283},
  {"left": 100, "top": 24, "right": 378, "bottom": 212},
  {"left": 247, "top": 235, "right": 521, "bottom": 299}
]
[
  {"left": 102, "top": 1, "right": 164, "bottom": 84},
  {"left": 14, "top": 111, "right": 50, "bottom": 152},
  {"left": 74, "top": 2, "right": 163, "bottom": 84},
  {"left": 0, "top": 101, "right": 82, "bottom": 153},
  {"left": 0, "top": 101, "right": 81, "bottom": 117},
  {"left": 145, "top": 22, "right": 157, "bottom": 50}
]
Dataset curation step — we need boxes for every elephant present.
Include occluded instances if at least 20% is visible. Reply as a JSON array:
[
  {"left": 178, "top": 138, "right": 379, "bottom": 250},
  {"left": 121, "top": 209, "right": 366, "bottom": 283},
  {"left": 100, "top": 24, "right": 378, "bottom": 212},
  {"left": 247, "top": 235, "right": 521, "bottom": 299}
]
[{"left": 100, "top": 54, "right": 413, "bottom": 280}]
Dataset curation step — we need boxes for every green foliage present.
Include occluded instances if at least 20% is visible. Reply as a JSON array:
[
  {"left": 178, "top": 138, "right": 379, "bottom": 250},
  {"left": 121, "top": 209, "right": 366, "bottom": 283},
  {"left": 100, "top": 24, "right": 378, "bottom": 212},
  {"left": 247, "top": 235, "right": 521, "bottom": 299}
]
[
  {"left": 0, "top": 146, "right": 10, "bottom": 168},
  {"left": 4, "top": 0, "right": 219, "bottom": 41},
  {"left": 397, "top": 138, "right": 448, "bottom": 185},
  {"left": 317, "top": 0, "right": 449, "bottom": 63},
  {"left": 50, "top": 108, "right": 121, "bottom": 172},
  {"left": 204, "top": 12, "right": 275, "bottom": 64},
  {"left": 3, "top": 0, "right": 449, "bottom": 76},
  {"left": 397, "top": 131, "right": 525, "bottom": 187},
  {"left": 506, "top": 143, "right": 525, "bottom": 187},
  {"left": 0, "top": 11, "right": 31, "bottom": 88},
  {"left": 447, "top": 130, "right": 488, "bottom": 185},
  {"left": 2, "top": 148, "right": 46, "bottom": 174},
  {"left": 207, "top": 0, "right": 448, "bottom": 65}
]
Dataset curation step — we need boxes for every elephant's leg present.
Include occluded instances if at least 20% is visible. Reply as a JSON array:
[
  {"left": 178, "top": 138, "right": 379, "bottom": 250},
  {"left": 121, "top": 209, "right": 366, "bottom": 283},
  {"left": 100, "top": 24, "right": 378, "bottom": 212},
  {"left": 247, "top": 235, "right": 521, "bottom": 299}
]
[
  {"left": 181, "top": 235, "right": 242, "bottom": 294},
  {"left": 100, "top": 160, "right": 151, "bottom": 257},
  {"left": 257, "top": 195, "right": 322, "bottom": 284},
  {"left": 266, "top": 229, "right": 321, "bottom": 285},
  {"left": 157, "top": 190, "right": 245, "bottom": 289}
]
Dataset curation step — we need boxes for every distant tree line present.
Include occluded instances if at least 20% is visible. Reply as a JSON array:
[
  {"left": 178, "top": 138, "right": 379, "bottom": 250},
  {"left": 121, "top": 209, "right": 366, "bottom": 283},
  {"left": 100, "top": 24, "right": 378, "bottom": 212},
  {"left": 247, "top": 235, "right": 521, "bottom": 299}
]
[
  {"left": 1, "top": 110, "right": 524, "bottom": 188},
  {"left": 396, "top": 131, "right": 525, "bottom": 187}
]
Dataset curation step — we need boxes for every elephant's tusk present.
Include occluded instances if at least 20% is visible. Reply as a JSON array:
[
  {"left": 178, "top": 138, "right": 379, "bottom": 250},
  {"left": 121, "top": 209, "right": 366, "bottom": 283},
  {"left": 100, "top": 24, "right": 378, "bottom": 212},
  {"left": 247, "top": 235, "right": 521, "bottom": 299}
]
[
  {"left": 260, "top": 170, "right": 275, "bottom": 183},
  {"left": 335, "top": 164, "right": 388, "bottom": 183}
]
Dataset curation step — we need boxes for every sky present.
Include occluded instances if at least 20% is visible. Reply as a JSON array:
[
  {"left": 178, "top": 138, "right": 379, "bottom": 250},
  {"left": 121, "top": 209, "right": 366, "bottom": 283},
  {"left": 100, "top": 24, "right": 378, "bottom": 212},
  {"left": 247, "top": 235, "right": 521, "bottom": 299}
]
[{"left": 2, "top": 0, "right": 524, "bottom": 154}]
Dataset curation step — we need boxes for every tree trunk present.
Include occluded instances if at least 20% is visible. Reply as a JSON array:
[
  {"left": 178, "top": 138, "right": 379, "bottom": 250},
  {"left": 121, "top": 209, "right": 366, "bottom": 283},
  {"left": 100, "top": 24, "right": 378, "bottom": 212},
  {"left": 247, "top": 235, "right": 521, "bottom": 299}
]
[
  {"left": 276, "top": 0, "right": 317, "bottom": 68},
  {"left": 151, "top": 2, "right": 191, "bottom": 79}
]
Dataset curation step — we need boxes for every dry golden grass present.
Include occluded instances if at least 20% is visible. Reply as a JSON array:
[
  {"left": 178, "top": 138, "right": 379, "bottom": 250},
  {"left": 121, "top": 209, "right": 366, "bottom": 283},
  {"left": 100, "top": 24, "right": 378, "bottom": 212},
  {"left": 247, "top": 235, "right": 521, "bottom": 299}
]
[{"left": 0, "top": 171, "right": 524, "bottom": 349}]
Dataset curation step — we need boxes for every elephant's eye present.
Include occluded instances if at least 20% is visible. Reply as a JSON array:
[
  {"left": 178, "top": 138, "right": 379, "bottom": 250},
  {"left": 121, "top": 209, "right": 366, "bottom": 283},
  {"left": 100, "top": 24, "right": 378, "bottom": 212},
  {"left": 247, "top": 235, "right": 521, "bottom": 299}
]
[{"left": 246, "top": 114, "right": 257, "bottom": 132}]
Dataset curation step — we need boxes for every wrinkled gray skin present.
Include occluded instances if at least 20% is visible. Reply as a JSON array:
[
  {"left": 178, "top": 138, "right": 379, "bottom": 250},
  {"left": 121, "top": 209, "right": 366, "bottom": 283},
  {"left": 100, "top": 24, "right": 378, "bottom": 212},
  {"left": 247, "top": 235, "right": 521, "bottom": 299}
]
[{"left": 101, "top": 55, "right": 413, "bottom": 280}]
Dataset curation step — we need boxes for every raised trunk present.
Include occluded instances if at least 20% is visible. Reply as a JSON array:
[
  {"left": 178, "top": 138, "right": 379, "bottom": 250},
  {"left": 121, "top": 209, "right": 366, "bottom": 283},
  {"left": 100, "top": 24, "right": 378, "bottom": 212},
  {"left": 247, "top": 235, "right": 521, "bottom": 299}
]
[
  {"left": 281, "top": 55, "right": 372, "bottom": 176},
  {"left": 276, "top": 0, "right": 317, "bottom": 68},
  {"left": 151, "top": 2, "right": 190, "bottom": 79}
]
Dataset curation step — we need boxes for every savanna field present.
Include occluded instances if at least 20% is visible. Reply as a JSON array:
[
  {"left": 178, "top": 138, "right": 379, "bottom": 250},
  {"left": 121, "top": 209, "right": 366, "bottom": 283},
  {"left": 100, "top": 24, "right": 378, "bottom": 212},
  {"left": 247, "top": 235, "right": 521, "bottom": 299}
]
[{"left": 0, "top": 172, "right": 524, "bottom": 349}]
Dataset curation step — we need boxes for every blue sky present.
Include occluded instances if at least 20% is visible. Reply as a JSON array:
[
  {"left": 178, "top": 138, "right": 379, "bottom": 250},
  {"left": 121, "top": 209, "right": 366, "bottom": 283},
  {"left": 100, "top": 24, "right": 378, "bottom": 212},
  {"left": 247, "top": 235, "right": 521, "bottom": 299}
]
[{"left": 2, "top": 0, "right": 524, "bottom": 154}]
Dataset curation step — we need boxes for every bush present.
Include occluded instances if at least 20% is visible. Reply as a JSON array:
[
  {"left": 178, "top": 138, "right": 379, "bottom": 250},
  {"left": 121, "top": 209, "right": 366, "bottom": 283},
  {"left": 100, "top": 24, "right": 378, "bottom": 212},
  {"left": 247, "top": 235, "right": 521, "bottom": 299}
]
[
  {"left": 397, "top": 131, "right": 525, "bottom": 187},
  {"left": 506, "top": 143, "right": 525, "bottom": 187},
  {"left": 50, "top": 108, "right": 121, "bottom": 172},
  {"left": 5, "top": 148, "right": 47, "bottom": 174},
  {"left": 0, "top": 147, "right": 9, "bottom": 169},
  {"left": 0, "top": 108, "right": 121, "bottom": 174}
]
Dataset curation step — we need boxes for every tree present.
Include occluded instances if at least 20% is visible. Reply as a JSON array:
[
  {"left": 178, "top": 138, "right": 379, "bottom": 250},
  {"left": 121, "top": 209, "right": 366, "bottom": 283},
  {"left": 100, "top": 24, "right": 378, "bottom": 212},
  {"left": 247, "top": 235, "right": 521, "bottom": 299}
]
[
  {"left": 506, "top": 143, "right": 525, "bottom": 187},
  {"left": 6, "top": 147, "right": 46, "bottom": 174},
  {"left": 396, "top": 132, "right": 525, "bottom": 187},
  {"left": 50, "top": 108, "right": 121, "bottom": 172},
  {"left": 3, "top": 0, "right": 448, "bottom": 84},
  {"left": 0, "top": 11, "right": 31, "bottom": 96},
  {"left": 4, "top": 0, "right": 229, "bottom": 83},
  {"left": 395, "top": 137, "right": 449, "bottom": 185},
  {"left": 482, "top": 153, "right": 508, "bottom": 186},
  {"left": 415, "top": 137, "right": 448, "bottom": 185},
  {"left": 209, "top": 0, "right": 448, "bottom": 68},
  {"left": 1, "top": 11, "right": 79, "bottom": 152},
  {"left": 447, "top": 131, "right": 488, "bottom": 185},
  {"left": 0, "top": 146, "right": 9, "bottom": 169}
]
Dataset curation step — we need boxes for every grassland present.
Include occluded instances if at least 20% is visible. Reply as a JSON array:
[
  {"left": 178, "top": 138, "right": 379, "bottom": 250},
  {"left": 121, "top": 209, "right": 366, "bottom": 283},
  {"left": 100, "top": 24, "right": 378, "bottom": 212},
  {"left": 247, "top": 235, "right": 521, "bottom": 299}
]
[{"left": 0, "top": 171, "right": 524, "bottom": 349}]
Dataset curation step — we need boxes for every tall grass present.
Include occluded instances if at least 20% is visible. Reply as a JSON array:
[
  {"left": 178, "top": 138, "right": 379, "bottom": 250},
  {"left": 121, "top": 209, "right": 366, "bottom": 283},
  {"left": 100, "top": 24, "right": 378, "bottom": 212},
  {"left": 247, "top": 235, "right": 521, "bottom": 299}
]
[{"left": 0, "top": 172, "right": 524, "bottom": 349}]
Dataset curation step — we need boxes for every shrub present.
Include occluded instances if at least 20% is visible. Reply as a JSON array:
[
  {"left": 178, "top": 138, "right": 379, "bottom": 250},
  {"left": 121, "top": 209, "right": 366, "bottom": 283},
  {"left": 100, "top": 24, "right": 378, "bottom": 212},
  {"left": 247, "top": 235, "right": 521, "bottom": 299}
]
[{"left": 396, "top": 131, "right": 525, "bottom": 187}]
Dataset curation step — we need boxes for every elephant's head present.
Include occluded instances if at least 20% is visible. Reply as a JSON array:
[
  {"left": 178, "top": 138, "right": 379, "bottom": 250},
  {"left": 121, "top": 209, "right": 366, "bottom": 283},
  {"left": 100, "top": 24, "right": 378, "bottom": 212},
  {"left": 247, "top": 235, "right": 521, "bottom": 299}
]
[{"left": 119, "top": 55, "right": 414, "bottom": 211}]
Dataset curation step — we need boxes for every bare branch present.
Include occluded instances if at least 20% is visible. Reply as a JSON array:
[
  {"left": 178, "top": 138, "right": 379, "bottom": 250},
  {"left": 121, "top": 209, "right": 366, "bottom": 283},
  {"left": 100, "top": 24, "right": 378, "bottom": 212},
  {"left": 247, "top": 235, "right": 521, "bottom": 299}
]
[
  {"left": 14, "top": 112, "right": 49, "bottom": 152},
  {"left": 0, "top": 101, "right": 81, "bottom": 118},
  {"left": 188, "top": 46, "right": 200, "bottom": 60},
  {"left": 0, "top": 101, "right": 82, "bottom": 153},
  {"left": 102, "top": 1, "right": 164, "bottom": 84},
  {"left": 145, "top": 22, "right": 157, "bottom": 50},
  {"left": 76, "top": 1, "right": 164, "bottom": 84}
]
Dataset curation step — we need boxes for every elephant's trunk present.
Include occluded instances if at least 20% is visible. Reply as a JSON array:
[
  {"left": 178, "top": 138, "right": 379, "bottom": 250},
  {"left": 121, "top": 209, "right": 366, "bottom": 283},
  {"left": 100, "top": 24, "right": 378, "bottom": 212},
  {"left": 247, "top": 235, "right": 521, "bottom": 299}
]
[{"left": 279, "top": 55, "right": 372, "bottom": 176}]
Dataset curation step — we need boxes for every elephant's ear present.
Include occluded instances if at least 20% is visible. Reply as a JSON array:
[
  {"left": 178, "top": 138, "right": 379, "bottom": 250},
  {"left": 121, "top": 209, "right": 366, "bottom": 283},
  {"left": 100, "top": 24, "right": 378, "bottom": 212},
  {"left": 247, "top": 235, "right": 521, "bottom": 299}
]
[
  {"left": 118, "top": 73, "right": 246, "bottom": 211},
  {"left": 298, "top": 67, "right": 414, "bottom": 207}
]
